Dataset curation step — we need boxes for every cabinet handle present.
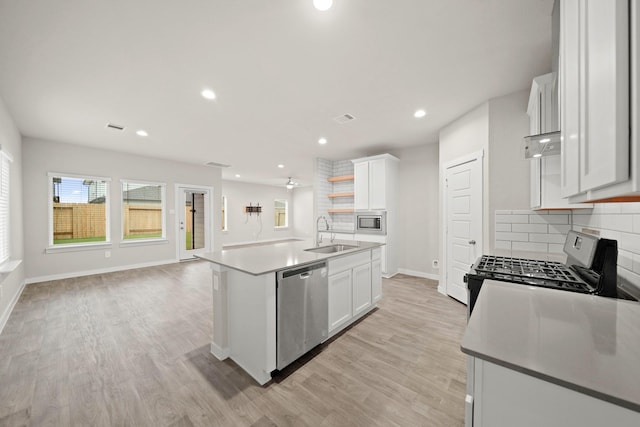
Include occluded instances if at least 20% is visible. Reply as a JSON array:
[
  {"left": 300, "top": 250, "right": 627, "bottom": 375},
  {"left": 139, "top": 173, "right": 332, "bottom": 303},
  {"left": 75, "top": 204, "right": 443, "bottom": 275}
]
[{"left": 468, "top": 240, "right": 476, "bottom": 245}]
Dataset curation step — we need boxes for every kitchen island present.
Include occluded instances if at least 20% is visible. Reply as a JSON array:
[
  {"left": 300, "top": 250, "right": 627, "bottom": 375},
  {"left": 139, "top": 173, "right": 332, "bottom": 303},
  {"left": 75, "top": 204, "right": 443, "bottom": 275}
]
[
  {"left": 461, "top": 280, "right": 640, "bottom": 426},
  {"left": 197, "top": 239, "right": 383, "bottom": 385}
]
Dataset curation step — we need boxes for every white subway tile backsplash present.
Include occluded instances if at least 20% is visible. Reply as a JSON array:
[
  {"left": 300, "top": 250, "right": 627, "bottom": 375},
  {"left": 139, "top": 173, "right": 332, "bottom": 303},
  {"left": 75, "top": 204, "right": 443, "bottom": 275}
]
[
  {"left": 495, "top": 223, "right": 511, "bottom": 232},
  {"left": 549, "top": 224, "right": 571, "bottom": 234},
  {"left": 620, "top": 203, "right": 640, "bottom": 214},
  {"left": 548, "top": 244, "right": 565, "bottom": 254},
  {"left": 495, "top": 232, "right": 529, "bottom": 242},
  {"left": 512, "top": 241, "right": 548, "bottom": 252},
  {"left": 619, "top": 249, "right": 634, "bottom": 271},
  {"left": 512, "top": 223, "right": 548, "bottom": 233},
  {"left": 529, "top": 233, "right": 566, "bottom": 244},
  {"left": 495, "top": 214, "right": 529, "bottom": 224},
  {"left": 495, "top": 240, "right": 511, "bottom": 250},
  {"left": 529, "top": 214, "right": 569, "bottom": 225}
]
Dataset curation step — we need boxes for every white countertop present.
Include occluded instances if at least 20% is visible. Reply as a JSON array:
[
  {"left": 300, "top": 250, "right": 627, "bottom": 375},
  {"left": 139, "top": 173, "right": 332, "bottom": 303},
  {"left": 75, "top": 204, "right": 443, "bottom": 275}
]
[
  {"left": 461, "top": 280, "right": 640, "bottom": 412},
  {"left": 196, "top": 239, "right": 382, "bottom": 275}
]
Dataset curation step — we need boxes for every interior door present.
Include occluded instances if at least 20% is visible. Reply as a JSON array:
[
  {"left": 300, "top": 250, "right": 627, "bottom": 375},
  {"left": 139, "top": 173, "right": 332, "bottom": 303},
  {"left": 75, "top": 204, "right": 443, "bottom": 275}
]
[
  {"left": 178, "top": 187, "right": 211, "bottom": 260},
  {"left": 445, "top": 155, "right": 482, "bottom": 303}
]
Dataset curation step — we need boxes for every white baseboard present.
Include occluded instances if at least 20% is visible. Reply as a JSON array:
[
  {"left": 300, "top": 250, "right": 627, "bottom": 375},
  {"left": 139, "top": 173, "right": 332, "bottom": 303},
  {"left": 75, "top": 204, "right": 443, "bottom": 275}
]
[
  {"left": 210, "top": 342, "right": 230, "bottom": 360},
  {"left": 396, "top": 268, "right": 439, "bottom": 281},
  {"left": 0, "top": 279, "right": 26, "bottom": 335},
  {"left": 25, "top": 259, "right": 180, "bottom": 285}
]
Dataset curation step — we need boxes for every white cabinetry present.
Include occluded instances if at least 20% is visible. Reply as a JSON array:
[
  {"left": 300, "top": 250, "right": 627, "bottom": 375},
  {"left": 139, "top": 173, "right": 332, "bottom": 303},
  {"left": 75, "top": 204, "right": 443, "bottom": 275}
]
[
  {"left": 528, "top": 73, "right": 591, "bottom": 210},
  {"left": 560, "top": 0, "right": 633, "bottom": 202},
  {"left": 352, "top": 154, "right": 398, "bottom": 211},
  {"left": 327, "top": 249, "right": 381, "bottom": 337},
  {"left": 371, "top": 248, "right": 382, "bottom": 303},
  {"left": 468, "top": 358, "right": 640, "bottom": 427}
]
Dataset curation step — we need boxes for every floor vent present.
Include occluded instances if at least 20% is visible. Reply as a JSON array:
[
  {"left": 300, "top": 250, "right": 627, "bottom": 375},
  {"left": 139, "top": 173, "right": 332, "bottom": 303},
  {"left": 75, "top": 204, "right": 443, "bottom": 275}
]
[
  {"left": 106, "top": 123, "right": 125, "bottom": 131},
  {"left": 333, "top": 113, "right": 356, "bottom": 124}
]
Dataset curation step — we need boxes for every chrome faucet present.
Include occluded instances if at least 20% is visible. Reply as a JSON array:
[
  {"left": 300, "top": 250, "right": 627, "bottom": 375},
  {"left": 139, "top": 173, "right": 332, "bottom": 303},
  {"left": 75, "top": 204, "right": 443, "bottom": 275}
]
[{"left": 316, "top": 215, "right": 330, "bottom": 246}]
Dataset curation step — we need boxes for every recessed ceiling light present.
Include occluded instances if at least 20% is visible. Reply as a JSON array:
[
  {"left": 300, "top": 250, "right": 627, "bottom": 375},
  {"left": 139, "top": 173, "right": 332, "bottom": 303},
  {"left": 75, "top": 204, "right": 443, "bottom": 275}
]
[
  {"left": 318, "top": 137, "right": 327, "bottom": 145},
  {"left": 136, "top": 130, "right": 148, "bottom": 137},
  {"left": 539, "top": 138, "right": 551, "bottom": 143},
  {"left": 313, "top": 0, "right": 333, "bottom": 11},
  {"left": 278, "top": 164, "right": 284, "bottom": 168},
  {"left": 533, "top": 153, "right": 542, "bottom": 158},
  {"left": 414, "top": 109, "right": 427, "bottom": 118},
  {"left": 201, "top": 89, "right": 216, "bottom": 100},
  {"left": 235, "top": 174, "right": 241, "bottom": 178}
]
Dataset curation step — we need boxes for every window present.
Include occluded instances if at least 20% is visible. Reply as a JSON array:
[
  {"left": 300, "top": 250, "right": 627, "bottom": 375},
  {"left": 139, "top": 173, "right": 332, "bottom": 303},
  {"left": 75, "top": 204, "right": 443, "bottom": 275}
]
[
  {"left": 0, "top": 149, "right": 12, "bottom": 264},
  {"left": 122, "top": 180, "right": 165, "bottom": 241},
  {"left": 274, "top": 199, "right": 288, "bottom": 228},
  {"left": 49, "top": 174, "right": 110, "bottom": 246},
  {"left": 221, "top": 195, "right": 228, "bottom": 231}
]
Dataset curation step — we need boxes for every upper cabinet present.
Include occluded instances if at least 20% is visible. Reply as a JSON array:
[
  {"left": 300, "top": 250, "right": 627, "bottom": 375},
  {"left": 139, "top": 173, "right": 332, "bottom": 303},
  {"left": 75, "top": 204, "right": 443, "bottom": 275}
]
[
  {"left": 560, "top": 0, "right": 636, "bottom": 202},
  {"left": 352, "top": 154, "right": 399, "bottom": 211},
  {"left": 528, "top": 73, "right": 591, "bottom": 209}
]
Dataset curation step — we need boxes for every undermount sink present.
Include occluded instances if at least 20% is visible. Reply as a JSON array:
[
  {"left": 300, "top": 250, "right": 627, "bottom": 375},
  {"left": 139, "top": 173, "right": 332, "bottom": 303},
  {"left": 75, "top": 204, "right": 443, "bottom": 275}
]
[{"left": 304, "top": 244, "right": 358, "bottom": 254}]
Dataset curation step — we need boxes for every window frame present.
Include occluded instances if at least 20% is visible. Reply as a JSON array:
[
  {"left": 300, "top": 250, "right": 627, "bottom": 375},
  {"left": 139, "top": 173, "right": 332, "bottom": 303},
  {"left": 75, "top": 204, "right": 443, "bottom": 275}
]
[
  {"left": 221, "top": 195, "right": 228, "bottom": 232},
  {"left": 274, "top": 198, "right": 288, "bottom": 229},
  {"left": 47, "top": 172, "right": 112, "bottom": 253},
  {"left": 120, "top": 179, "right": 167, "bottom": 246},
  {"left": 0, "top": 148, "right": 13, "bottom": 265}
]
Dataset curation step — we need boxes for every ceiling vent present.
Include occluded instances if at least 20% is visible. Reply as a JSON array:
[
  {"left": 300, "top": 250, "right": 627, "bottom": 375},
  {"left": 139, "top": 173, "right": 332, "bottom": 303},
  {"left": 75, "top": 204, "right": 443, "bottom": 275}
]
[
  {"left": 333, "top": 113, "right": 356, "bottom": 124},
  {"left": 105, "top": 123, "right": 125, "bottom": 131},
  {"left": 205, "top": 161, "right": 231, "bottom": 168}
]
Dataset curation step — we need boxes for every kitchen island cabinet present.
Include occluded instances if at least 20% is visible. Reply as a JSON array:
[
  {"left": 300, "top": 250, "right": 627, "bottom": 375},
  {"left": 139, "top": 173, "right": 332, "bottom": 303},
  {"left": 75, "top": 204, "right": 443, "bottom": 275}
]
[
  {"left": 197, "top": 239, "right": 383, "bottom": 385},
  {"left": 461, "top": 280, "right": 640, "bottom": 426}
]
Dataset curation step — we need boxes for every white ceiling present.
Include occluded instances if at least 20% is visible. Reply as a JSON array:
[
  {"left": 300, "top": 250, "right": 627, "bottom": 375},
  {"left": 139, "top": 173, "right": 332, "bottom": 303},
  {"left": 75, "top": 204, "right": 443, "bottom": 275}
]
[{"left": 0, "top": 0, "right": 554, "bottom": 187}]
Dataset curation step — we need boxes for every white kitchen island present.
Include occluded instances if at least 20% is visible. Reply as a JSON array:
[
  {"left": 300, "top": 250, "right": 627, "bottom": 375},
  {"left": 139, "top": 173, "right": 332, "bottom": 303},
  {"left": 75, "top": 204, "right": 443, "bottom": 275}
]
[{"left": 196, "top": 239, "right": 383, "bottom": 385}]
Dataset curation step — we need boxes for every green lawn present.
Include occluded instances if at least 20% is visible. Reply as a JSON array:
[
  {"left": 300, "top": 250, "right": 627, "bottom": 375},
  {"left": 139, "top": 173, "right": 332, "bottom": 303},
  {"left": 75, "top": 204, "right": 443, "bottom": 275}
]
[
  {"left": 186, "top": 231, "right": 192, "bottom": 249},
  {"left": 123, "top": 232, "right": 162, "bottom": 240},
  {"left": 54, "top": 236, "right": 106, "bottom": 245}
]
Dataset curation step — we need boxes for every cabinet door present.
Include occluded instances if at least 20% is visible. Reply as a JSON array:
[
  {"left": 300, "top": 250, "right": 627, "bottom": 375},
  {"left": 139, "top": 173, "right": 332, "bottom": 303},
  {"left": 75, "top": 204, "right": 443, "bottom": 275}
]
[
  {"left": 369, "top": 159, "right": 387, "bottom": 210},
  {"left": 580, "top": 0, "right": 629, "bottom": 192},
  {"left": 560, "top": 0, "right": 582, "bottom": 197},
  {"left": 352, "top": 263, "right": 372, "bottom": 316},
  {"left": 328, "top": 270, "right": 352, "bottom": 331},
  {"left": 561, "top": 0, "right": 630, "bottom": 197},
  {"left": 371, "top": 259, "right": 382, "bottom": 303}
]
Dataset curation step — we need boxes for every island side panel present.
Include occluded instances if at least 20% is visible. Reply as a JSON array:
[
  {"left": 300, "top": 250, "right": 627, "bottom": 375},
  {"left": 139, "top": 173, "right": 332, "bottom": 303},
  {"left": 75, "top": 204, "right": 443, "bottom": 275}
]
[
  {"left": 227, "top": 269, "right": 277, "bottom": 385},
  {"left": 210, "top": 263, "right": 229, "bottom": 359}
]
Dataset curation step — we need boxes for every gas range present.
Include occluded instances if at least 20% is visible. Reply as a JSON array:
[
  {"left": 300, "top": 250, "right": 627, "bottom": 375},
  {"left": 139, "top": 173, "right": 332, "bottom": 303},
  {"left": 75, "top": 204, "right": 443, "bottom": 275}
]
[{"left": 465, "top": 230, "right": 623, "bottom": 316}]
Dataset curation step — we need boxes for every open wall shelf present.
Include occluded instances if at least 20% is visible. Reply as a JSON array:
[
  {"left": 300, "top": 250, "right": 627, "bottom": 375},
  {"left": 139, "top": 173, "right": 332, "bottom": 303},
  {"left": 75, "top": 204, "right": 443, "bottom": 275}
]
[
  {"left": 327, "top": 175, "right": 354, "bottom": 183},
  {"left": 328, "top": 208, "right": 354, "bottom": 214},
  {"left": 328, "top": 192, "right": 354, "bottom": 198}
]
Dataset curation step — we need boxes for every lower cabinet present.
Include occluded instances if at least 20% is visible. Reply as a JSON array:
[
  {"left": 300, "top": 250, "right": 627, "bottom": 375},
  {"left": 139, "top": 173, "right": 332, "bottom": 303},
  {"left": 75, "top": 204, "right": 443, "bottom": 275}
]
[
  {"left": 468, "top": 358, "right": 640, "bottom": 427},
  {"left": 327, "top": 249, "right": 381, "bottom": 337},
  {"left": 328, "top": 269, "right": 352, "bottom": 331}
]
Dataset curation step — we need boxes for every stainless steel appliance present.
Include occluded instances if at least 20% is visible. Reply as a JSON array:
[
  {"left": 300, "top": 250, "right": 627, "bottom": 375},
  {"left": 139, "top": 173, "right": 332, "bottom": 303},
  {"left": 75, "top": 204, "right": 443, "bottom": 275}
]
[
  {"left": 355, "top": 211, "right": 386, "bottom": 235},
  {"left": 276, "top": 261, "right": 328, "bottom": 370},
  {"left": 464, "top": 230, "right": 636, "bottom": 317}
]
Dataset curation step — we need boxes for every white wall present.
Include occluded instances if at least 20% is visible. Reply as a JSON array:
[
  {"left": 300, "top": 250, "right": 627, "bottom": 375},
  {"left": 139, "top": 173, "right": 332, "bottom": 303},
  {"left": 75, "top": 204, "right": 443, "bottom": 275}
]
[
  {"left": 0, "top": 96, "right": 24, "bottom": 331},
  {"left": 389, "top": 143, "right": 439, "bottom": 279},
  {"left": 220, "top": 180, "right": 296, "bottom": 246},
  {"left": 487, "top": 89, "right": 531, "bottom": 250},
  {"left": 439, "top": 102, "right": 490, "bottom": 291},
  {"left": 22, "top": 138, "right": 222, "bottom": 282},
  {"left": 292, "top": 186, "right": 314, "bottom": 239}
]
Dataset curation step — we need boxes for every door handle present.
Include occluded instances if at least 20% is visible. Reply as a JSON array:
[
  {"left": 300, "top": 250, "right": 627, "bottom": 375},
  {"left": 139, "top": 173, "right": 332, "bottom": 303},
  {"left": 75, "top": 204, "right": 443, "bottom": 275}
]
[{"left": 468, "top": 240, "right": 476, "bottom": 245}]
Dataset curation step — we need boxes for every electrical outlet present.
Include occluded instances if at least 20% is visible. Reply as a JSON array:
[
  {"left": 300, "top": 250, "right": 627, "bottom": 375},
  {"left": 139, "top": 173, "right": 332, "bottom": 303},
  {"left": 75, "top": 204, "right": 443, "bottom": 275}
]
[
  {"left": 105, "top": 251, "right": 111, "bottom": 258},
  {"left": 432, "top": 260, "right": 439, "bottom": 269}
]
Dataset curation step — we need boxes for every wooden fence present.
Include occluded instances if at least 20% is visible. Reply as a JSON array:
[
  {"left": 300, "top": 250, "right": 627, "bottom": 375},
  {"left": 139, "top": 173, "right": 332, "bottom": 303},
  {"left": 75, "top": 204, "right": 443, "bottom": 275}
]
[{"left": 53, "top": 203, "right": 162, "bottom": 240}]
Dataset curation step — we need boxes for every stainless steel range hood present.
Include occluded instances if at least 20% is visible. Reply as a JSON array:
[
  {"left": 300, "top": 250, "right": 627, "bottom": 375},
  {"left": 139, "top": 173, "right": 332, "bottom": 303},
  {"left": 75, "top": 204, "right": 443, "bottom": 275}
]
[{"left": 524, "top": 130, "right": 561, "bottom": 159}]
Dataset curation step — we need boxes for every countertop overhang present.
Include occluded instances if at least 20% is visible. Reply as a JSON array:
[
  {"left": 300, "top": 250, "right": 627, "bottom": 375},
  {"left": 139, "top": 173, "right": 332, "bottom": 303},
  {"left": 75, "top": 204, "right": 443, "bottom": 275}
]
[
  {"left": 196, "top": 239, "right": 383, "bottom": 275},
  {"left": 461, "top": 280, "right": 640, "bottom": 412}
]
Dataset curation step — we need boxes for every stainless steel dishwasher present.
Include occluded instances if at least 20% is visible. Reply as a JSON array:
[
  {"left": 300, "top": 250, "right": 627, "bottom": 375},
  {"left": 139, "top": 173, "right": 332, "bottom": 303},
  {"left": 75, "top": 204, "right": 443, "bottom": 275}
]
[{"left": 276, "top": 261, "right": 328, "bottom": 370}]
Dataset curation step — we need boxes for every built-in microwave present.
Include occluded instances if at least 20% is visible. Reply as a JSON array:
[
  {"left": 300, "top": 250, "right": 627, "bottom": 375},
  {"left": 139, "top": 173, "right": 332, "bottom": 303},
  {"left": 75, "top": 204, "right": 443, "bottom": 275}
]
[{"left": 355, "top": 211, "right": 386, "bottom": 235}]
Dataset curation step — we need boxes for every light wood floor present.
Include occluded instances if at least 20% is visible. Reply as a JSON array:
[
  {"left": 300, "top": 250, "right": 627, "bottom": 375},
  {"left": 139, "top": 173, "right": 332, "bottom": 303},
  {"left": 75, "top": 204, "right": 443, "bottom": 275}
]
[{"left": 0, "top": 261, "right": 468, "bottom": 426}]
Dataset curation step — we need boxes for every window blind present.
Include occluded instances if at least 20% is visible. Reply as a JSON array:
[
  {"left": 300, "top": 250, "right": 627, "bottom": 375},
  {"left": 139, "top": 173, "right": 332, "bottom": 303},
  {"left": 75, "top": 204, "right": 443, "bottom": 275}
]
[{"left": 0, "top": 152, "right": 11, "bottom": 263}]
